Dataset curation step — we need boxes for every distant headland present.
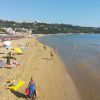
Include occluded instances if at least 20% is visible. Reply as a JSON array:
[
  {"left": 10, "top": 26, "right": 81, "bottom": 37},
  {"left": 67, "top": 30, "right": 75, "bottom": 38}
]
[{"left": 0, "top": 19, "right": 100, "bottom": 34}]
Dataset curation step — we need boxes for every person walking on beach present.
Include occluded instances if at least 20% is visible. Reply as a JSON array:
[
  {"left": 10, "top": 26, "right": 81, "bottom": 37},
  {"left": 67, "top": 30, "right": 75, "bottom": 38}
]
[
  {"left": 53, "top": 47, "right": 57, "bottom": 53},
  {"left": 50, "top": 50, "right": 54, "bottom": 59},
  {"left": 7, "top": 52, "right": 12, "bottom": 58},
  {"left": 43, "top": 44, "right": 46, "bottom": 50},
  {"left": 6, "top": 56, "right": 10, "bottom": 65},
  {"left": 28, "top": 77, "right": 37, "bottom": 100}
]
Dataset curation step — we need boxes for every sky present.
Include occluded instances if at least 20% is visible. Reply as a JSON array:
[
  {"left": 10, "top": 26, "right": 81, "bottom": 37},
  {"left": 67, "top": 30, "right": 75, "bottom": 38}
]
[{"left": 0, "top": 0, "right": 100, "bottom": 27}]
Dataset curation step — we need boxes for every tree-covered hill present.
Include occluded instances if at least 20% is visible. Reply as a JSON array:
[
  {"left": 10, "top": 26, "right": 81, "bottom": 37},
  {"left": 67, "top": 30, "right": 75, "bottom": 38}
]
[{"left": 0, "top": 19, "right": 100, "bottom": 34}]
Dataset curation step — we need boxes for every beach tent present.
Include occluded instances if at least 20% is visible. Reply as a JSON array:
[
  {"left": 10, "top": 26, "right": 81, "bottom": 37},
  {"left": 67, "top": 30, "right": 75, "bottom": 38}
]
[
  {"left": 0, "top": 60, "right": 5, "bottom": 68},
  {"left": 3, "top": 41, "right": 11, "bottom": 46},
  {"left": 13, "top": 47, "right": 23, "bottom": 54}
]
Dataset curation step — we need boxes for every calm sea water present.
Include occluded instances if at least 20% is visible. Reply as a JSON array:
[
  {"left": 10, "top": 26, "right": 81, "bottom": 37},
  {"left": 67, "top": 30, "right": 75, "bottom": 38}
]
[{"left": 39, "top": 34, "right": 100, "bottom": 100}]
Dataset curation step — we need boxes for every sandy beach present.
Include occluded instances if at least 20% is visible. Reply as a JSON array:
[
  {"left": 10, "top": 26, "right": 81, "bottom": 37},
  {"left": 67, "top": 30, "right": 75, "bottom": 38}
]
[{"left": 0, "top": 37, "right": 81, "bottom": 100}]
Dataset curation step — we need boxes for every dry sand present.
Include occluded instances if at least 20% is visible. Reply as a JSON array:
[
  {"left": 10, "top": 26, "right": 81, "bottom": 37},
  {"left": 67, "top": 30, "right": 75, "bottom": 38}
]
[{"left": 0, "top": 37, "right": 81, "bottom": 100}]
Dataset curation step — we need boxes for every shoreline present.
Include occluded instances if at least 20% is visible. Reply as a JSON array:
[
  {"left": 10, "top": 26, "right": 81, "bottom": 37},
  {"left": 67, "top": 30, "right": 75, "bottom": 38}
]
[{"left": 0, "top": 37, "right": 81, "bottom": 100}]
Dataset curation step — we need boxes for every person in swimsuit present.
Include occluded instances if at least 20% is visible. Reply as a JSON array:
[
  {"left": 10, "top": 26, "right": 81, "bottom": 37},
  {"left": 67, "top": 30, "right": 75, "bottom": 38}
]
[{"left": 28, "top": 77, "right": 37, "bottom": 100}]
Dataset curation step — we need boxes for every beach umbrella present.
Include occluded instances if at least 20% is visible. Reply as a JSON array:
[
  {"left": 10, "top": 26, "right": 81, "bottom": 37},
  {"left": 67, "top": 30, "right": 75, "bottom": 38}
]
[
  {"left": 3, "top": 41, "right": 11, "bottom": 46},
  {"left": 13, "top": 47, "right": 23, "bottom": 54},
  {"left": 0, "top": 60, "right": 5, "bottom": 68}
]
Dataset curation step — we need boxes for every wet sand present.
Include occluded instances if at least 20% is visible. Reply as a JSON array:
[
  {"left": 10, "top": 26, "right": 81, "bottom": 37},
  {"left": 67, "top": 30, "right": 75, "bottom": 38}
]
[
  {"left": 68, "top": 62, "right": 100, "bottom": 100},
  {"left": 0, "top": 37, "right": 81, "bottom": 100},
  {"left": 38, "top": 34, "right": 100, "bottom": 100}
]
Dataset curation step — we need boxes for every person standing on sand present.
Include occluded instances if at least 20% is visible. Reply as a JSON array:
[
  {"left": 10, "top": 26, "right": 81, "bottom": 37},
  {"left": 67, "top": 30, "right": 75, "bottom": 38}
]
[
  {"left": 43, "top": 44, "right": 46, "bottom": 50},
  {"left": 53, "top": 47, "right": 57, "bottom": 53},
  {"left": 28, "top": 77, "right": 37, "bottom": 100},
  {"left": 7, "top": 52, "right": 12, "bottom": 58},
  {"left": 50, "top": 50, "right": 54, "bottom": 59},
  {"left": 6, "top": 56, "right": 10, "bottom": 65}
]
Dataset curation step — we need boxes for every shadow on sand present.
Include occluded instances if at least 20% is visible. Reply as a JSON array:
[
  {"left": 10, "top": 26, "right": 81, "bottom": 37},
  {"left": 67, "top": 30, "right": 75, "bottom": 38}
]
[
  {"left": 42, "top": 58, "right": 52, "bottom": 60},
  {"left": 0, "top": 53, "right": 5, "bottom": 54},
  {"left": 2, "top": 56, "right": 14, "bottom": 59},
  {"left": 10, "top": 90, "right": 28, "bottom": 99}
]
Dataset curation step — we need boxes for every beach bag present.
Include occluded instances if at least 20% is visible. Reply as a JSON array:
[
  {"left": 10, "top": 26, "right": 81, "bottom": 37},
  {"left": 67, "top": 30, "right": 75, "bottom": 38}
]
[{"left": 25, "top": 87, "right": 30, "bottom": 95}]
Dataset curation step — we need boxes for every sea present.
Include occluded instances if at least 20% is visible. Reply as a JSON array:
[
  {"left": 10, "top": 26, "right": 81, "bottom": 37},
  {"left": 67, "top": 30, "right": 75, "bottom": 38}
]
[{"left": 38, "top": 34, "right": 100, "bottom": 100}]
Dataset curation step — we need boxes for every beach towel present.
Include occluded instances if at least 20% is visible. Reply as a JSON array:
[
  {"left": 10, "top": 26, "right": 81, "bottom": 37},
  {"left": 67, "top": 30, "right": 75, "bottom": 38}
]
[
  {"left": 13, "top": 47, "right": 23, "bottom": 54},
  {"left": 8, "top": 81, "right": 24, "bottom": 90}
]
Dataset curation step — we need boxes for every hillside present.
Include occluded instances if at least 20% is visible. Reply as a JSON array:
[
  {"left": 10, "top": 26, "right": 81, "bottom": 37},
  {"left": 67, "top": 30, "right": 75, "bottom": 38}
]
[{"left": 0, "top": 19, "right": 100, "bottom": 34}]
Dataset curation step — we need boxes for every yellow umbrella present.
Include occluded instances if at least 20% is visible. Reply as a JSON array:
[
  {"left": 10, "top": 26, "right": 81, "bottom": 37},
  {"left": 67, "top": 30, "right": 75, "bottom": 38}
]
[{"left": 13, "top": 47, "right": 23, "bottom": 54}]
